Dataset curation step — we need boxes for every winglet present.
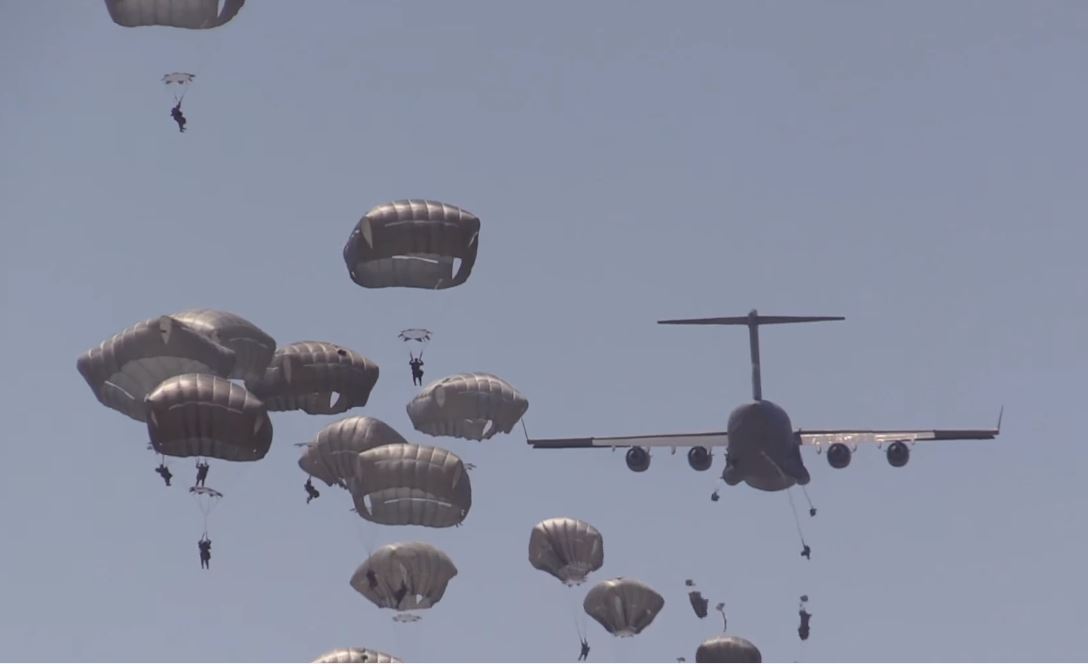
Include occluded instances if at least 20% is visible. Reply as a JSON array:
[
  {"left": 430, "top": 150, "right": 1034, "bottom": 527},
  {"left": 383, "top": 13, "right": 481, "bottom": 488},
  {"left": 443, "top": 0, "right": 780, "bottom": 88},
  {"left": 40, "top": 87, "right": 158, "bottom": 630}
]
[{"left": 996, "top": 405, "right": 1004, "bottom": 433}]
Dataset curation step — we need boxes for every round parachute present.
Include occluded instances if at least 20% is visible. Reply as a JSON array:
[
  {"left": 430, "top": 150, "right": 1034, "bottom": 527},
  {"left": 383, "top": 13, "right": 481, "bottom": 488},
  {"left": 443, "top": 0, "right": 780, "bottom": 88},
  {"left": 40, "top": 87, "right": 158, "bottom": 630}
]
[
  {"left": 398, "top": 328, "right": 432, "bottom": 360},
  {"left": 146, "top": 373, "right": 272, "bottom": 461},
  {"left": 398, "top": 329, "right": 432, "bottom": 343},
  {"left": 162, "top": 72, "right": 195, "bottom": 101},
  {"left": 188, "top": 485, "right": 224, "bottom": 533},
  {"left": 246, "top": 341, "right": 379, "bottom": 415},
  {"left": 349, "top": 444, "right": 471, "bottom": 528},
  {"left": 171, "top": 309, "right": 276, "bottom": 381},
  {"left": 406, "top": 372, "right": 528, "bottom": 441},
  {"left": 529, "top": 517, "right": 604, "bottom": 587},
  {"left": 583, "top": 578, "right": 665, "bottom": 638},
  {"left": 350, "top": 542, "right": 458, "bottom": 622},
  {"left": 299, "top": 416, "right": 407, "bottom": 488},
  {"left": 695, "top": 636, "right": 762, "bottom": 663},
  {"left": 313, "top": 648, "right": 402, "bottom": 663},
  {"left": 343, "top": 200, "right": 480, "bottom": 290},
  {"left": 104, "top": 0, "right": 247, "bottom": 29},
  {"left": 189, "top": 486, "right": 223, "bottom": 499},
  {"left": 77, "top": 315, "right": 236, "bottom": 422}
]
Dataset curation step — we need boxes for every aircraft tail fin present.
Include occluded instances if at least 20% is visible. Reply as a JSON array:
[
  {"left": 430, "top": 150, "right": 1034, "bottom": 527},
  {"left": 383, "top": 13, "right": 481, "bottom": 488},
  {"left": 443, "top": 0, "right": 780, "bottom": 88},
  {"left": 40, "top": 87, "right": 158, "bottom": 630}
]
[{"left": 657, "top": 309, "right": 843, "bottom": 401}]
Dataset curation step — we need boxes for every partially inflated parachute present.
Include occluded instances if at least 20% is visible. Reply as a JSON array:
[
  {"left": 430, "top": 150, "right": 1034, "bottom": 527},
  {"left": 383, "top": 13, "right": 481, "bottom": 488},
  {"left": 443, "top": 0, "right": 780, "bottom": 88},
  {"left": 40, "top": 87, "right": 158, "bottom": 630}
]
[
  {"left": 529, "top": 518, "right": 604, "bottom": 586},
  {"left": 350, "top": 444, "right": 471, "bottom": 528},
  {"left": 343, "top": 200, "right": 480, "bottom": 290},
  {"left": 583, "top": 578, "right": 665, "bottom": 638},
  {"left": 406, "top": 372, "right": 528, "bottom": 441},
  {"left": 77, "top": 315, "right": 235, "bottom": 422},
  {"left": 171, "top": 309, "right": 276, "bottom": 381},
  {"left": 695, "top": 636, "right": 762, "bottom": 663},
  {"left": 299, "top": 416, "right": 407, "bottom": 487},
  {"left": 246, "top": 341, "right": 379, "bottom": 415},
  {"left": 686, "top": 579, "right": 710, "bottom": 619},
  {"left": 313, "top": 648, "right": 402, "bottom": 663},
  {"left": 350, "top": 542, "right": 458, "bottom": 622},
  {"left": 104, "top": 0, "right": 246, "bottom": 29},
  {"left": 146, "top": 373, "right": 272, "bottom": 461}
]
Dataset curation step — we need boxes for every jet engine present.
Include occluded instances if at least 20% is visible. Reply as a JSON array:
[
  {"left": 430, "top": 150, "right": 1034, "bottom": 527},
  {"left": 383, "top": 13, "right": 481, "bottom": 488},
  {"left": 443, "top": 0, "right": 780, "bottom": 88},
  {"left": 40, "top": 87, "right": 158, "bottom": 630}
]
[
  {"left": 687, "top": 446, "right": 712, "bottom": 471},
  {"left": 625, "top": 446, "right": 650, "bottom": 472},
  {"left": 827, "top": 443, "right": 851, "bottom": 469},
  {"left": 887, "top": 441, "right": 910, "bottom": 467}
]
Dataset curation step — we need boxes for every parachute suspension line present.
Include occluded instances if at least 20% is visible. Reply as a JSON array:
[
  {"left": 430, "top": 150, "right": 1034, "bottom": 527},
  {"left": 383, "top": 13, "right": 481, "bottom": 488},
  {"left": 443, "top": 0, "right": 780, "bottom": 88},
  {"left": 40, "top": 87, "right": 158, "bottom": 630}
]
[
  {"left": 566, "top": 587, "right": 587, "bottom": 641},
  {"left": 350, "top": 513, "right": 379, "bottom": 558},
  {"left": 800, "top": 485, "right": 817, "bottom": 517},
  {"left": 786, "top": 488, "right": 807, "bottom": 548}
]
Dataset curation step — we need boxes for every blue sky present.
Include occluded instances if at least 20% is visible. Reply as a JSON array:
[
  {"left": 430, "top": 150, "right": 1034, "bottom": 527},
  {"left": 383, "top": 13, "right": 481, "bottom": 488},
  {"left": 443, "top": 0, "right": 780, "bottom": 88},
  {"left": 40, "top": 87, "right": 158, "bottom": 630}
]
[{"left": 2, "top": 1, "right": 1086, "bottom": 661}]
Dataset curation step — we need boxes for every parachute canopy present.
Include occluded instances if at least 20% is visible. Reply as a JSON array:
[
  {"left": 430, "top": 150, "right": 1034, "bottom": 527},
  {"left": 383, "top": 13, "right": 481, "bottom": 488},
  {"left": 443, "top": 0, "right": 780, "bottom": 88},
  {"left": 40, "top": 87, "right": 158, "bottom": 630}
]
[
  {"left": 146, "top": 373, "right": 272, "bottom": 461},
  {"left": 313, "top": 648, "right": 402, "bottom": 664},
  {"left": 398, "top": 329, "right": 431, "bottom": 343},
  {"left": 105, "top": 0, "right": 246, "bottom": 29},
  {"left": 528, "top": 517, "right": 604, "bottom": 586},
  {"left": 299, "top": 416, "right": 407, "bottom": 487},
  {"left": 162, "top": 73, "right": 194, "bottom": 85},
  {"left": 77, "top": 315, "right": 235, "bottom": 422},
  {"left": 171, "top": 309, "right": 276, "bottom": 381},
  {"left": 343, "top": 200, "right": 480, "bottom": 290},
  {"left": 695, "top": 636, "right": 762, "bottom": 663},
  {"left": 350, "top": 444, "right": 471, "bottom": 528},
  {"left": 407, "top": 372, "right": 528, "bottom": 441},
  {"left": 189, "top": 486, "right": 223, "bottom": 498},
  {"left": 162, "top": 72, "right": 195, "bottom": 101},
  {"left": 583, "top": 578, "right": 665, "bottom": 638},
  {"left": 350, "top": 542, "right": 458, "bottom": 619},
  {"left": 246, "top": 341, "right": 379, "bottom": 415}
]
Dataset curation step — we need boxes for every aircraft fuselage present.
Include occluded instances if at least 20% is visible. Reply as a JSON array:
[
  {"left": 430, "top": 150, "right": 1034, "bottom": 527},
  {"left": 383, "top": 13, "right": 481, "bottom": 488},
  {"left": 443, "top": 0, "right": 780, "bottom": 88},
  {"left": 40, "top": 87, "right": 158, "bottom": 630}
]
[{"left": 723, "top": 400, "right": 811, "bottom": 491}]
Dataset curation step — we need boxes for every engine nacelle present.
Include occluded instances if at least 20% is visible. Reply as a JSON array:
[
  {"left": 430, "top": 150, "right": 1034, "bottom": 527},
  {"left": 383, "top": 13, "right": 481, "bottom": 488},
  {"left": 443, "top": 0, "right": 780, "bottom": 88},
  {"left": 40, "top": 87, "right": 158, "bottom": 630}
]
[
  {"left": 827, "top": 443, "right": 852, "bottom": 469},
  {"left": 887, "top": 441, "right": 910, "bottom": 467},
  {"left": 687, "top": 446, "right": 712, "bottom": 471},
  {"left": 625, "top": 446, "right": 650, "bottom": 472}
]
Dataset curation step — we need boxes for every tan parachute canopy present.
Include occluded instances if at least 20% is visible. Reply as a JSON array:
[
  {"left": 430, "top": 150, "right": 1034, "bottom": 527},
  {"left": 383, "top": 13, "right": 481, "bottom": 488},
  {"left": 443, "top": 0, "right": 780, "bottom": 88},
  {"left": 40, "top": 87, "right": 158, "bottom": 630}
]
[
  {"left": 246, "top": 341, "right": 379, "bottom": 415},
  {"left": 350, "top": 542, "right": 458, "bottom": 617},
  {"left": 343, "top": 199, "right": 480, "bottom": 290},
  {"left": 299, "top": 416, "right": 407, "bottom": 487},
  {"left": 104, "top": 0, "right": 246, "bottom": 29},
  {"left": 312, "top": 648, "right": 402, "bottom": 663},
  {"left": 171, "top": 309, "right": 276, "bottom": 381},
  {"left": 77, "top": 315, "right": 236, "bottom": 422},
  {"left": 350, "top": 444, "right": 471, "bottom": 528},
  {"left": 146, "top": 373, "right": 272, "bottom": 461},
  {"left": 529, "top": 517, "right": 604, "bottom": 586},
  {"left": 695, "top": 636, "right": 762, "bottom": 663},
  {"left": 406, "top": 372, "right": 528, "bottom": 441},
  {"left": 583, "top": 578, "right": 665, "bottom": 638}
]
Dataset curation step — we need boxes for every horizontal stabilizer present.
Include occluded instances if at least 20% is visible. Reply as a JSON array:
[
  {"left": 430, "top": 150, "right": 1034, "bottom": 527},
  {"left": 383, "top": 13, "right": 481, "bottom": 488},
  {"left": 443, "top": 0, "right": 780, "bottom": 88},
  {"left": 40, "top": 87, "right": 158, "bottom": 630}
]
[{"left": 659, "top": 314, "right": 845, "bottom": 326}]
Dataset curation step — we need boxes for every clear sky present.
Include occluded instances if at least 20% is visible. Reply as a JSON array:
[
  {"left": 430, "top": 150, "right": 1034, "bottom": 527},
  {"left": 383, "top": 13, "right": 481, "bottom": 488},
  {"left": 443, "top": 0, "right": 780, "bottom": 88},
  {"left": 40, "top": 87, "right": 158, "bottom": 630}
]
[{"left": 2, "top": 1, "right": 1086, "bottom": 662}]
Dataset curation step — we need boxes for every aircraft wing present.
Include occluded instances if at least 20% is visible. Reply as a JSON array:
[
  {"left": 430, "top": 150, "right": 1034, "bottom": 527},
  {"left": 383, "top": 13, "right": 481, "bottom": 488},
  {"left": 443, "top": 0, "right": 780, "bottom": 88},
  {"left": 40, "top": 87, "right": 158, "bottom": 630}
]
[
  {"left": 528, "top": 431, "right": 729, "bottom": 449},
  {"left": 797, "top": 409, "right": 1002, "bottom": 449}
]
